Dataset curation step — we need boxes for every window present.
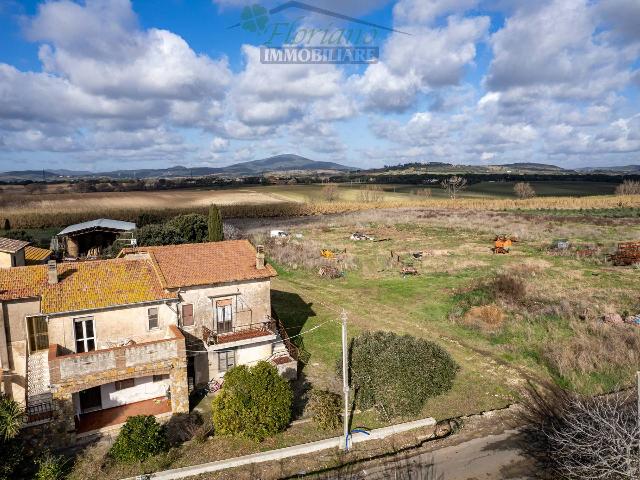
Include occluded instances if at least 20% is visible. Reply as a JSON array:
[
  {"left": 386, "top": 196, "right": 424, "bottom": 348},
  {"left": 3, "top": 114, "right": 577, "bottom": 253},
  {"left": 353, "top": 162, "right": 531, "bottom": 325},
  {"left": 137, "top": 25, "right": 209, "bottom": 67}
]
[
  {"left": 27, "top": 316, "right": 49, "bottom": 352},
  {"left": 181, "top": 304, "right": 194, "bottom": 327},
  {"left": 115, "top": 379, "right": 135, "bottom": 391},
  {"left": 74, "top": 317, "right": 95, "bottom": 353},
  {"left": 218, "top": 350, "right": 235, "bottom": 372},
  {"left": 216, "top": 299, "right": 233, "bottom": 333},
  {"left": 148, "top": 307, "right": 159, "bottom": 330},
  {"left": 153, "top": 374, "right": 169, "bottom": 383}
]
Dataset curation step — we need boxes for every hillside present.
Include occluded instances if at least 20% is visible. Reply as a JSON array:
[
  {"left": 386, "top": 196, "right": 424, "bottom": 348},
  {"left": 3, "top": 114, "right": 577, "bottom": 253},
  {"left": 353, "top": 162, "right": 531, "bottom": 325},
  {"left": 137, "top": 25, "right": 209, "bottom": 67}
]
[{"left": 0, "top": 154, "right": 354, "bottom": 181}]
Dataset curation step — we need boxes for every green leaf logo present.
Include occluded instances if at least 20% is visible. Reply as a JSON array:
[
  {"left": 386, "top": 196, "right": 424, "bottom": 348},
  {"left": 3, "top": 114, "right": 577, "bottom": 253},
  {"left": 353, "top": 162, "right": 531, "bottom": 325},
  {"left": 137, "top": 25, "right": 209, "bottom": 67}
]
[{"left": 240, "top": 4, "right": 269, "bottom": 33}]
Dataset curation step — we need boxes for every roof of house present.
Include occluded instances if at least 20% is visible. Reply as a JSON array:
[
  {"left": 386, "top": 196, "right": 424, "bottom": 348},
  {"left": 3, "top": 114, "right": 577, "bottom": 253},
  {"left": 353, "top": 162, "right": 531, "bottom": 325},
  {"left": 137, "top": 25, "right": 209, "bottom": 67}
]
[
  {"left": 0, "top": 258, "right": 176, "bottom": 314},
  {"left": 24, "top": 246, "right": 52, "bottom": 264},
  {"left": 58, "top": 219, "right": 136, "bottom": 236},
  {"left": 120, "top": 240, "right": 277, "bottom": 289},
  {"left": 0, "top": 237, "right": 30, "bottom": 253},
  {"left": 1, "top": 240, "right": 273, "bottom": 313}
]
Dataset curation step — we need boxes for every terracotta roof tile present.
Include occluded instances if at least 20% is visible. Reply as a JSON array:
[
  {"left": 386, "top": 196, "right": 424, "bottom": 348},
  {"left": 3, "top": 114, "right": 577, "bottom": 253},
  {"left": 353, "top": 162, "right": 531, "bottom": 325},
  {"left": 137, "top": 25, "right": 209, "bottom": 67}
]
[
  {"left": 24, "top": 246, "right": 52, "bottom": 264},
  {"left": 0, "top": 259, "right": 176, "bottom": 314},
  {"left": 122, "top": 240, "right": 276, "bottom": 289},
  {"left": 0, "top": 265, "right": 47, "bottom": 300},
  {"left": 0, "top": 237, "right": 30, "bottom": 253}
]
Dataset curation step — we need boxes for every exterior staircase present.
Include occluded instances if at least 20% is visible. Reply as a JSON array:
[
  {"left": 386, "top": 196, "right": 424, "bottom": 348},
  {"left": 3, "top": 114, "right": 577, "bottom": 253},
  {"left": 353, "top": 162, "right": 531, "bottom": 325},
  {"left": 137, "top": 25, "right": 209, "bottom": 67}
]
[{"left": 26, "top": 351, "right": 53, "bottom": 424}]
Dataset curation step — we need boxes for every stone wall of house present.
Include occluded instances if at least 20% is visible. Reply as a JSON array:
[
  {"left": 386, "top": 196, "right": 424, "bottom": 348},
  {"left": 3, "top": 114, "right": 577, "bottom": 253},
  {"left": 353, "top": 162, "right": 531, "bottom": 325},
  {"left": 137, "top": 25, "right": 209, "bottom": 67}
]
[{"left": 40, "top": 326, "right": 188, "bottom": 448}]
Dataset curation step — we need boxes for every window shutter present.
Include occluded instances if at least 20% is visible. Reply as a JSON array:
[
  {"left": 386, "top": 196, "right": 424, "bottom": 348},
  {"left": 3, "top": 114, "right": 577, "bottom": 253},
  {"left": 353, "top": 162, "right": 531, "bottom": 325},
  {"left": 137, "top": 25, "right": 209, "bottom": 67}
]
[{"left": 182, "top": 304, "right": 194, "bottom": 326}]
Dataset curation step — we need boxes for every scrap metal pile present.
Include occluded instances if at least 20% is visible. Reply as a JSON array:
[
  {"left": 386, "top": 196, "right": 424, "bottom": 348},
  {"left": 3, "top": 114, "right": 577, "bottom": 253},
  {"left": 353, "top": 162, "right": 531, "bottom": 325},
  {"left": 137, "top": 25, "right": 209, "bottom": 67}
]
[
  {"left": 492, "top": 234, "right": 516, "bottom": 254},
  {"left": 608, "top": 241, "right": 640, "bottom": 266}
]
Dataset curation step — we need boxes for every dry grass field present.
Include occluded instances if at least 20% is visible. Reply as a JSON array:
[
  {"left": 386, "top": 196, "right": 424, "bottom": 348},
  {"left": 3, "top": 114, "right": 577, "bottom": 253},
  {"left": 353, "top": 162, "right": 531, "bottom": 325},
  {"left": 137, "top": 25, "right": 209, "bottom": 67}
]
[{"left": 2, "top": 183, "right": 640, "bottom": 229}]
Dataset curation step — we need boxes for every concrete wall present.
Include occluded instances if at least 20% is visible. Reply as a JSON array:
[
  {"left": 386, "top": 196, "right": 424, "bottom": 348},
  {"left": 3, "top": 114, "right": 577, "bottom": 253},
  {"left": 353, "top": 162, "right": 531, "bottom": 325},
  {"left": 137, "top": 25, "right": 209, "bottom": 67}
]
[
  {"left": 47, "top": 302, "right": 177, "bottom": 352},
  {"left": 2, "top": 298, "right": 40, "bottom": 404},
  {"left": 208, "top": 340, "right": 274, "bottom": 379},
  {"left": 179, "top": 279, "right": 271, "bottom": 335},
  {"left": 0, "top": 249, "right": 25, "bottom": 268}
]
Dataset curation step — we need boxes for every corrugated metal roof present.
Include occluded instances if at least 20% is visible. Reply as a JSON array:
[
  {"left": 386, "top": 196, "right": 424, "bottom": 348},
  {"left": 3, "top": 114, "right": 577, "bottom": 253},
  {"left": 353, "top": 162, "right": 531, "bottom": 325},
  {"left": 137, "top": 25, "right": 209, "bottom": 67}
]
[
  {"left": 0, "top": 237, "right": 30, "bottom": 253},
  {"left": 58, "top": 219, "right": 136, "bottom": 236}
]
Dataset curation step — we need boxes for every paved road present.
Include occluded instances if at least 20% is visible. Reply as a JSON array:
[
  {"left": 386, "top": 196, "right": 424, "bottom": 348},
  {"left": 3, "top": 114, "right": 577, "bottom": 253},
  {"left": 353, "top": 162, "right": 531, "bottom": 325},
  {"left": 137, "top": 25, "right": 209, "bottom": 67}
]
[{"left": 330, "top": 429, "right": 533, "bottom": 480}]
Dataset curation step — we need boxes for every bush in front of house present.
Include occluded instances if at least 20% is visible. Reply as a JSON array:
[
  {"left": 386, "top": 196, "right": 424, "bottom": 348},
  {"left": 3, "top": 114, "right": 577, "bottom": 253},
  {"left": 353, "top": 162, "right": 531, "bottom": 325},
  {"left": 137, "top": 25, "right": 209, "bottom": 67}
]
[
  {"left": 35, "top": 452, "right": 66, "bottom": 480},
  {"left": 167, "top": 214, "right": 208, "bottom": 243},
  {"left": 109, "top": 415, "right": 167, "bottom": 463},
  {"left": 307, "top": 389, "right": 342, "bottom": 431},
  {"left": 345, "top": 331, "right": 459, "bottom": 419},
  {"left": 211, "top": 361, "right": 292, "bottom": 441}
]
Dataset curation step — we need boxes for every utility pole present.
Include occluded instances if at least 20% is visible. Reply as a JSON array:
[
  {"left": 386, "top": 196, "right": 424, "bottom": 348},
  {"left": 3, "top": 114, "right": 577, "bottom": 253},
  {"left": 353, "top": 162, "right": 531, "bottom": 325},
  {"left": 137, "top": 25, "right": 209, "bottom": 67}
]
[{"left": 341, "top": 309, "right": 350, "bottom": 451}]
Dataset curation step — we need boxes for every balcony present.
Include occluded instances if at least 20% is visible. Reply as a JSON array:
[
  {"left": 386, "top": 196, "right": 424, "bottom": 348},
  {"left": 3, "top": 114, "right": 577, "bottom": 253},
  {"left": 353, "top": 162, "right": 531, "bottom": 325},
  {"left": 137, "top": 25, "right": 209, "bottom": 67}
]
[
  {"left": 202, "top": 320, "right": 276, "bottom": 347},
  {"left": 48, "top": 325, "right": 185, "bottom": 389}
]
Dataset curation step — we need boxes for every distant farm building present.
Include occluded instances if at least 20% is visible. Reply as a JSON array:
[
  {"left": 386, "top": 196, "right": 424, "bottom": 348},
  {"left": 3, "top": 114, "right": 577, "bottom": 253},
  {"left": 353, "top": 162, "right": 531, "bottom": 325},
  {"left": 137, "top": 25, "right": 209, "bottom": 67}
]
[{"left": 56, "top": 219, "right": 136, "bottom": 257}]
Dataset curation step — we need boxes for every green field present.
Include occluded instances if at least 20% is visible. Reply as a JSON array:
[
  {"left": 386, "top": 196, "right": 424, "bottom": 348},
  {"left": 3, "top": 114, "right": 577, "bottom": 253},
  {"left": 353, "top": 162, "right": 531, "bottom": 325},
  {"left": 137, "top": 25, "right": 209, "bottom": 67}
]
[{"left": 262, "top": 207, "right": 640, "bottom": 422}]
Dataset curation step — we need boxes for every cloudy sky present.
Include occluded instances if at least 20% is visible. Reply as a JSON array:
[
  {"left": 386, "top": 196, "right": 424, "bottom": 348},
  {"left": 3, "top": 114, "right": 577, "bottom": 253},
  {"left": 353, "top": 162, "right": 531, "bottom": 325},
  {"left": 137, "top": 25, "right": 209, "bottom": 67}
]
[{"left": 0, "top": 0, "right": 639, "bottom": 171}]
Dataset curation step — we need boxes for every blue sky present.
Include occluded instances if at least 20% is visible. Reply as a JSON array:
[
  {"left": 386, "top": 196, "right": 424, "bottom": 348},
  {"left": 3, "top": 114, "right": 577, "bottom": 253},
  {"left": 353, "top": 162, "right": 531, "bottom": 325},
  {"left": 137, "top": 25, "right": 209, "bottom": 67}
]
[{"left": 0, "top": 0, "right": 638, "bottom": 172}]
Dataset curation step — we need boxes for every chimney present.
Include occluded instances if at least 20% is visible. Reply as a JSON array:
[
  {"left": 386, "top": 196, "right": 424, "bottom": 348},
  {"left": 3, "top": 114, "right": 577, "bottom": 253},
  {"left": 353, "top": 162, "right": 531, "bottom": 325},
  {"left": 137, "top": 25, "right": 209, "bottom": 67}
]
[
  {"left": 47, "top": 260, "right": 58, "bottom": 284},
  {"left": 256, "top": 245, "right": 265, "bottom": 270}
]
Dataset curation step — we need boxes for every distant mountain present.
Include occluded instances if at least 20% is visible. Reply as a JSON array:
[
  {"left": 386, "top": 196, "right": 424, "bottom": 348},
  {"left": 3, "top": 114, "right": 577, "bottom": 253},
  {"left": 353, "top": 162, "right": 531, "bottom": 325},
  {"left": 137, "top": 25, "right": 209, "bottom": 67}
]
[
  {"left": 220, "top": 154, "right": 354, "bottom": 175},
  {"left": 0, "top": 154, "right": 354, "bottom": 181}
]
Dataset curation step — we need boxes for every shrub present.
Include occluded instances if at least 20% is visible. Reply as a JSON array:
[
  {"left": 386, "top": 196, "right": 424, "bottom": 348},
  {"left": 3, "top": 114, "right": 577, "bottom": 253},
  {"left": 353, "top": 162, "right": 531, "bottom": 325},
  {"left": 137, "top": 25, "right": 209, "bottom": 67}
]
[
  {"left": 0, "top": 437, "right": 23, "bottom": 480},
  {"left": 208, "top": 204, "right": 223, "bottom": 242},
  {"left": 462, "top": 305, "right": 505, "bottom": 333},
  {"left": 222, "top": 223, "right": 243, "bottom": 240},
  {"left": 514, "top": 182, "right": 536, "bottom": 199},
  {"left": 321, "top": 184, "right": 340, "bottom": 202},
  {"left": 211, "top": 361, "right": 292, "bottom": 441},
  {"left": 136, "top": 212, "right": 165, "bottom": 227},
  {"left": 519, "top": 383, "right": 639, "bottom": 479},
  {"left": 134, "top": 224, "right": 186, "bottom": 246},
  {"left": 307, "top": 389, "right": 342, "bottom": 431},
  {"left": 0, "top": 396, "right": 24, "bottom": 480},
  {"left": 167, "top": 214, "right": 208, "bottom": 243},
  {"left": 0, "top": 395, "right": 24, "bottom": 441},
  {"left": 489, "top": 273, "right": 527, "bottom": 302},
  {"left": 35, "top": 452, "right": 66, "bottom": 480},
  {"left": 1, "top": 230, "right": 34, "bottom": 244},
  {"left": 164, "top": 412, "right": 204, "bottom": 446},
  {"left": 345, "top": 331, "right": 459, "bottom": 419},
  {"left": 109, "top": 415, "right": 167, "bottom": 463},
  {"left": 615, "top": 180, "right": 640, "bottom": 196}
]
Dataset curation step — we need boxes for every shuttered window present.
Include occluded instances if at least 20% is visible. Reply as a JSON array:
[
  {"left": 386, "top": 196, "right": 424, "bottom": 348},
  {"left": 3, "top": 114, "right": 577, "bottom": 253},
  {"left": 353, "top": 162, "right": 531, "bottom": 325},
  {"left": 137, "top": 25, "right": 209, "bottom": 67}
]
[
  {"left": 148, "top": 307, "right": 159, "bottom": 330},
  {"left": 182, "top": 304, "right": 194, "bottom": 327}
]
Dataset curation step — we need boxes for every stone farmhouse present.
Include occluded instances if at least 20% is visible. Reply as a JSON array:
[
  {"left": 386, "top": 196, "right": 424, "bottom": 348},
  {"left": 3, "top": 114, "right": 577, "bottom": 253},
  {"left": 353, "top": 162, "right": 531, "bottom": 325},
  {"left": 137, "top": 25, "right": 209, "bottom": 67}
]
[{"left": 0, "top": 240, "right": 296, "bottom": 445}]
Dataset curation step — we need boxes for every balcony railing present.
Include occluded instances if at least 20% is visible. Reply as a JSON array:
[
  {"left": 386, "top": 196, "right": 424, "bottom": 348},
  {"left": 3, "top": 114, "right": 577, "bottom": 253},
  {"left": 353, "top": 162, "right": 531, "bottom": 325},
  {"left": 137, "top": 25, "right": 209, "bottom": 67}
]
[
  {"left": 48, "top": 325, "right": 184, "bottom": 384},
  {"left": 24, "top": 401, "right": 54, "bottom": 426},
  {"left": 202, "top": 320, "right": 276, "bottom": 346}
]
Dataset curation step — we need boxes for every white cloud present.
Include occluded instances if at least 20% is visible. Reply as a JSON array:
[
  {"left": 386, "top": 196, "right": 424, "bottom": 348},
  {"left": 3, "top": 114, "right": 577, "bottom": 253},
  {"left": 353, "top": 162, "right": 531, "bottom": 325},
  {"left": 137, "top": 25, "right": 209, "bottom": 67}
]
[{"left": 354, "top": 15, "right": 489, "bottom": 112}]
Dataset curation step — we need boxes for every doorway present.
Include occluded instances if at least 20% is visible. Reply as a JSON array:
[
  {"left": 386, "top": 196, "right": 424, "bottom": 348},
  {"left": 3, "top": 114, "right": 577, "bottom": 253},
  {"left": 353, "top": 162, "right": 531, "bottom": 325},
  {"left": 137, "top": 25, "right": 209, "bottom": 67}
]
[{"left": 79, "top": 386, "right": 102, "bottom": 413}]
